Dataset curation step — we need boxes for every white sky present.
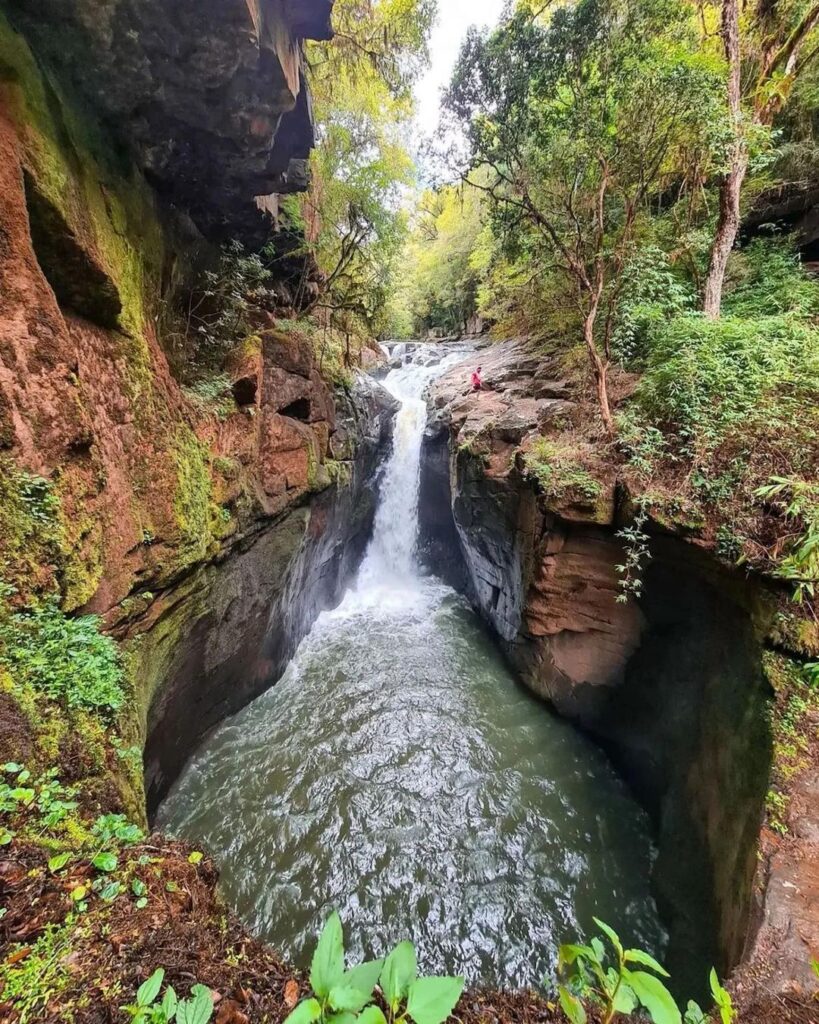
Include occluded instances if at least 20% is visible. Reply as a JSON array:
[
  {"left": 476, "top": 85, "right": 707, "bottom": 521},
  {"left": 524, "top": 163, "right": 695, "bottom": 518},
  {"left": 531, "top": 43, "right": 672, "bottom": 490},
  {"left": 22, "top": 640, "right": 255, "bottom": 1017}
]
[{"left": 414, "top": 0, "right": 507, "bottom": 133}]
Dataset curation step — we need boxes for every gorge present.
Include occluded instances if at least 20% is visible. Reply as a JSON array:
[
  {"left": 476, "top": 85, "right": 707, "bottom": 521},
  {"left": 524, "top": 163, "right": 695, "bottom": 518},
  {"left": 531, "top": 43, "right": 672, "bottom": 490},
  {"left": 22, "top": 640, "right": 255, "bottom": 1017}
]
[{"left": 0, "top": 0, "right": 818, "bottom": 1022}]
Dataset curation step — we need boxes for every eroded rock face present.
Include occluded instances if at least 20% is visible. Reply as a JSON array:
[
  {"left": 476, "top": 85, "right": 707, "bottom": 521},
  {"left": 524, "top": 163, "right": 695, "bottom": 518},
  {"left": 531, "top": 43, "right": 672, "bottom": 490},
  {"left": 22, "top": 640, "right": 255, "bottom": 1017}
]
[
  {"left": 4, "top": 0, "right": 334, "bottom": 237},
  {"left": 141, "top": 372, "right": 398, "bottom": 811},
  {"left": 421, "top": 338, "right": 782, "bottom": 1001}
]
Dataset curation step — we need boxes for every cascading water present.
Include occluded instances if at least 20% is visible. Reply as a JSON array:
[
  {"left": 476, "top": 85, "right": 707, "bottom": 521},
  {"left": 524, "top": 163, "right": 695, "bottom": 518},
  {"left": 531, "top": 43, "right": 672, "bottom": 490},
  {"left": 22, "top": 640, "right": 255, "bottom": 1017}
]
[{"left": 158, "top": 348, "right": 665, "bottom": 988}]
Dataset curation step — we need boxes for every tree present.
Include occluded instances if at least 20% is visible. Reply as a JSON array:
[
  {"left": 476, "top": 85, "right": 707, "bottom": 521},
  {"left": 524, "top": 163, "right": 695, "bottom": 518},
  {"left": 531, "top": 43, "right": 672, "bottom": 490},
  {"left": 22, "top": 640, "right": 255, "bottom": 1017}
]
[
  {"left": 702, "top": 0, "right": 819, "bottom": 318},
  {"left": 293, "top": 0, "right": 436, "bottom": 342},
  {"left": 446, "top": 0, "right": 726, "bottom": 432}
]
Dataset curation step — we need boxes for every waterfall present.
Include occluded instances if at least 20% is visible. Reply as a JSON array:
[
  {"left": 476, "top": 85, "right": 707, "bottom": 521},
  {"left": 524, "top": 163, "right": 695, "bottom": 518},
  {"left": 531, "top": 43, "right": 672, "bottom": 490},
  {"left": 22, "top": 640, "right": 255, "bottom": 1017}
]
[{"left": 354, "top": 352, "right": 464, "bottom": 601}]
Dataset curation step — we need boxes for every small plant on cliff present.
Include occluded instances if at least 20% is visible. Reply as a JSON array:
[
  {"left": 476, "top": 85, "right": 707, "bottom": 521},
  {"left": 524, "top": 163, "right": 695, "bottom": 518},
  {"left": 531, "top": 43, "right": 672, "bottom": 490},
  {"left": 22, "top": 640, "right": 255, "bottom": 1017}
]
[
  {"left": 556, "top": 918, "right": 680, "bottom": 1024},
  {"left": 123, "top": 967, "right": 214, "bottom": 1024},
  {"left": 755, "top": 477, "right": 819, "bottom": 605},
  {"left": 683, "top": 970, "right": 736, "bottom": 1024},
  {"left": 615, "top": 501, "right": 651, "bottom": 604},
  {"left": 285, "top": 912, "right": 464, "bottom": 1024}
]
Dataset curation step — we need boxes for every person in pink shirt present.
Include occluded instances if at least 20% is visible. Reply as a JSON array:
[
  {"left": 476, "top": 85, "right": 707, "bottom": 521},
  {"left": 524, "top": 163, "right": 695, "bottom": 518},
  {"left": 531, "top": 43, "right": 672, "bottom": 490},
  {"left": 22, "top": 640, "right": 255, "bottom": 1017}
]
[{"left": 471, "top": 366, "right": 483, "bottom": 392}]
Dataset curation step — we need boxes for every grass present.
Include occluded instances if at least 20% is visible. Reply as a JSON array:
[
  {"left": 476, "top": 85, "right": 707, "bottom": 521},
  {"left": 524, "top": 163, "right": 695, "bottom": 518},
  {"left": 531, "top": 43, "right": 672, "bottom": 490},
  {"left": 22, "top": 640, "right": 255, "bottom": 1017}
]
[{"left": 523, "top": 437, "right": 602, "bottom": 503}]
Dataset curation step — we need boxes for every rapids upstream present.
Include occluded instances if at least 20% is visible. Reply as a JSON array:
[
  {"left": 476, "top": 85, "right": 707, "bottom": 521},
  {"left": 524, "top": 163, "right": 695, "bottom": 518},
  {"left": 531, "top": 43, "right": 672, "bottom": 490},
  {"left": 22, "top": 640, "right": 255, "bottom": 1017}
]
[{"left": 157, "top": 349, "right": 666, "bottom": 989}]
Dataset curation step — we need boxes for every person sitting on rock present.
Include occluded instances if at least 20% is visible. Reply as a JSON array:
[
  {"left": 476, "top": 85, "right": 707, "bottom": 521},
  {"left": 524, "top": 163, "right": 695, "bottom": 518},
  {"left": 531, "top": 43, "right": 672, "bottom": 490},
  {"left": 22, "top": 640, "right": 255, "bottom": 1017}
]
[{"left": 471, "top": 366, "right": 483, "bottom": 392}]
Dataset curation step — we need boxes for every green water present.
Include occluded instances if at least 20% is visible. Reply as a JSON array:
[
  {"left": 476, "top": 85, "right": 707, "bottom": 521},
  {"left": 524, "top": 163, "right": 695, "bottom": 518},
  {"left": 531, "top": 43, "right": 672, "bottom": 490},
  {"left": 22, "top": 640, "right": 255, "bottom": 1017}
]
[{"left": 158, "top": 581, "right": 664, "bottom": 988}]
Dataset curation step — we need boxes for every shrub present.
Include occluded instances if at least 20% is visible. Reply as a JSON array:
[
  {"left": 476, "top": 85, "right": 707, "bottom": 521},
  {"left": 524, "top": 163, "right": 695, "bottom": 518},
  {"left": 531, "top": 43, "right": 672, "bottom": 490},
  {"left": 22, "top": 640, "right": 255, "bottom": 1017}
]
[
  {"left": 634, "top": 313, "right": 819, "bottom": 458},
  {"left": 556, "top": 918, "right": 681, "bottom": 1024},
  {"left": 285, "top": 912, "right": 464, "bottom": 1024},
  {"left": 0, "top": 602, "right": 125, "bottom": 714}
]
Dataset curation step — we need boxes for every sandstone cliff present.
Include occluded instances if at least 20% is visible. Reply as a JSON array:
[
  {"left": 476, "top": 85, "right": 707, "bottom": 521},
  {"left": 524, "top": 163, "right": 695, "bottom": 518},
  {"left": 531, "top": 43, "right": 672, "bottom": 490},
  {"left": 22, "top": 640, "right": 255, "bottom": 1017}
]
[{"left": 421, "top": 338, "right": 819, "bottom": 1011}]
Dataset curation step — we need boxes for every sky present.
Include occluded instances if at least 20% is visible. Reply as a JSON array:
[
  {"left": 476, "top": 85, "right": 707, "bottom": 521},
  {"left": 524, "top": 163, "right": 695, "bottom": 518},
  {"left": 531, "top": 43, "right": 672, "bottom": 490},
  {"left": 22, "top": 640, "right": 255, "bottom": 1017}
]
[{"left": 414, "top": 0, "right": 507, "bottom": 133}]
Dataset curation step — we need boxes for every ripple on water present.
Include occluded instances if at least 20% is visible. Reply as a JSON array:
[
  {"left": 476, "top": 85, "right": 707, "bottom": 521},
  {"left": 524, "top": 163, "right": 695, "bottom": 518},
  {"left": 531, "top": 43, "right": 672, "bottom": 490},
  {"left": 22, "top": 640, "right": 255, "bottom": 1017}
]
[{"left": 158, "top": 580, "right": 666, "bottom": 988}]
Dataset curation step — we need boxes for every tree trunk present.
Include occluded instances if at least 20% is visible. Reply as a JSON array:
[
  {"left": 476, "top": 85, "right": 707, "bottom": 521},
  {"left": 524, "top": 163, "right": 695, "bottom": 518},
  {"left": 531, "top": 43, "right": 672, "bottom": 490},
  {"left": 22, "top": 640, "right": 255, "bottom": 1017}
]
[
  {"left": 703, "top": 0, "right": 744, "bottom": 319},
  {"left": 583, "top": 306, "right": 614, "bottom": 435}
]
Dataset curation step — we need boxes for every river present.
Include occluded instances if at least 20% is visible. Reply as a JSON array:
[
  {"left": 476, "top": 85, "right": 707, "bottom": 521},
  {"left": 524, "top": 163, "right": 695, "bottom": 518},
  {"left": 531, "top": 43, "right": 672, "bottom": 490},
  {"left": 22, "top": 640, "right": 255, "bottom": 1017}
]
[{"left": 157, "top": 350, "right": 665, "bottom": 989}]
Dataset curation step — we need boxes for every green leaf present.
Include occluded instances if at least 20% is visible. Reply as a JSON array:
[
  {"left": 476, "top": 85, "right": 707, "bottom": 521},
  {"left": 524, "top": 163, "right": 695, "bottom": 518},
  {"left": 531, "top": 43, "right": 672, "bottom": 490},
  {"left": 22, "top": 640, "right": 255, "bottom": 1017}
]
[
  {"left": 380, "top": 941, "right": 417, "bottom": 1010},
  {"left": 626, "top": 969, "right": 681, "bottom": 1024},
  {"left": 188, "top": 852, "right": 204, "bottom": 865},
  {"left": 137, "top": 968, "right": 165, "bottom": 1007},
  {"left": 358, "top": 1008, "right": 387, "bottom": 1024},
  {"left": 162, "top": 986, "right": 178, "bottom": 1019},
  {"left": 136, "top": 897, "right": 148, "bottom": 909},
  {"left": 92, "top": 851, "right": 118, "bottom": 873},
  {"left": 406, "top": 976, "right": 464, "bottom": 1024},
  {"left": 2, "top": 763, "right": 23, "bottom": 773},
  {"left": 0, "top": 828, "right": 13, "bottom": 846},
  {"left": 558, "top": 943, "right": 594, "bottom": 969},
  {"left": 326, "top": 1013, "right": 357, "bottom": 1024},
  {"left": 48, "top": 852, "right": 71, "bottom": 873},
  {"left": 329, "top": 986, "right": 370, "bottom": 1013},
  {"left": 683, "top": 1001, "right": 707, "bottom": 1024},
  {"left": 612, "top": 981, "right": 638, "bottom": 1014},
  {"left": 343, "top": 958, "right": 384, "bottom": 998},
  {"left": 283, "top": 998, "right": 322, "bottom": 1024},
  {"left": 310, "top": 912, "right": 345, "bottom": 999},
  {"left": 132, "top": 879, "right": 147, "bottom": 897},
  {"left": 100, "top": 881, "right": 122, "bottom": 902},
  {"left": 558, "top": 985, "right": 587, "bottom": 1024},
  {"left": 70, "top": 885, "right": 87, "bottom": 902},
  {"left": 177, "top": 986, "right": 213, "bottom": 1024},
  {"left": 593, "top": 919, "right": 623, "bottom": 958},
  {"left": 625, "top": 948, "right": 670, "bottom": 977}
]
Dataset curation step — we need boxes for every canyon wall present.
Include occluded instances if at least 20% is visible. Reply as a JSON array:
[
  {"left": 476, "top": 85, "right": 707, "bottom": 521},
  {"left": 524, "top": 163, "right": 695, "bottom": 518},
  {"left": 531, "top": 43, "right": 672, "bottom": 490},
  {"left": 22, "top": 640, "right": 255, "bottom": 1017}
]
[
  {"left": 0, "top": 0, "right": 400, "bottom": 813},
  {"left": 420, "top": 339, "right": 817, "bottom": 1003}
]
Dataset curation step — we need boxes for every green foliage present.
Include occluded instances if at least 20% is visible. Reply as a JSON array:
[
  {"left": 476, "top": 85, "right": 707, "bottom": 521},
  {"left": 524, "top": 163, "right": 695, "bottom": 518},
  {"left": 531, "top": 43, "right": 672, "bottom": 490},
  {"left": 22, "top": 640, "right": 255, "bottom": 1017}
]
[
  {"left": 0, "top": 918, "right": 75, "bottom": 1023},
  {"left": 683, "top": 970, "right": 737, "bottom": 1024},
  {"left": 635, "top": 313, "right": 819, "bottom": 458},
  {"left": 611, "top": 248, "right": 695, "bottom": 369},
  {"left": 286, "top": 912, "right": 464, "bottom": 1024},
  {"left": 123, "top": 968, "right": 214, "bottom": 1024},
  {"left": 764, "top": 652, "right": 819, "bottom": 834},
  {"left": 0, "top": 601, "right": 124, "bottom": 714},
  {"left": 522, "top": 439, "right": 602, "bottom": 504},
  {"left": 615, "top": 502, "right": 652, "bottom": 604},
  {"left": 557, "top": 918, "right": 680, "bottom": 1024},
  {"left": 755, "top": 477, "right": 819, "bottom": 603}
]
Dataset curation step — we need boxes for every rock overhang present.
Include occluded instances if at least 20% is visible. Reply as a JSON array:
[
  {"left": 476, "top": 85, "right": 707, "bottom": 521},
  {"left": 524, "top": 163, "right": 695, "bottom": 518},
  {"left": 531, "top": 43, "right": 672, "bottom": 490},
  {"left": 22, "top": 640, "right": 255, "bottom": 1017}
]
[{"left": 3, "top": 0, "right": 335, "bottom": 240}]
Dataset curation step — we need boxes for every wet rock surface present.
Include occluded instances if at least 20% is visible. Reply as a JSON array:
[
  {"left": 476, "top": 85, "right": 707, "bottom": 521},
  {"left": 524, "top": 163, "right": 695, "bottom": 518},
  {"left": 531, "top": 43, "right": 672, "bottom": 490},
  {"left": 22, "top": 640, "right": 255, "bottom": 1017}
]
[
  {"left": 421, "top": 337, "right": 817, "bottom": 1004},
  {"left": 4, "top": 0, "right": 334, "bottom": 237}
]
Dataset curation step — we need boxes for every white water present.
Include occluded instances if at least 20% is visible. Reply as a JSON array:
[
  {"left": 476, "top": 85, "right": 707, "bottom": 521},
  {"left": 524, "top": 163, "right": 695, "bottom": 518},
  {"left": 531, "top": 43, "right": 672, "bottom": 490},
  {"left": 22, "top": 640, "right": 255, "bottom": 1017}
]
[{"left": 347, "top": 352, "right": 466, "bottom": 612}]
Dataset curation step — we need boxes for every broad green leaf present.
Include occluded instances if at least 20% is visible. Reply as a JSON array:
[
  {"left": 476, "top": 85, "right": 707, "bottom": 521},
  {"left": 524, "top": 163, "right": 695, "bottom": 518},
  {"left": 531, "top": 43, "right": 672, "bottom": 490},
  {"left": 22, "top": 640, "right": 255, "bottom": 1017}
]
[
  {"left": 283, "top": 998, "right": 322, "bottom": 1024},
  {"left": 137, "top": 968, "right": 165, "bottom": 1007},
  {"left": 329, "top": 985, "right": 370, "bottom": 1013},
  {"left": 2, "top": 763, "right": 23, "bottom": 773},
  {"left": 310, "top": 912, "right": 345, "bottom": 998},
  {"left": 132, "top": 879, "right": 147, "bottom": 897},
  {"left": 70, "top": 885, "right": 87, "bottom": 902},
  {"left": 626, "top": 969, "right": 681, "bottom": 1024},
  {"left": 558, "top": 943, "right": 593, "bottom": 969},
  {"left": 48, "top": 852, "right": 71, "bottom": 873},
  {"left": 683, "top": 1000, "right": 707, "bottom": 1024},
  {"left": 358, "top": 1007, "right": 387, "bottom": 1024},
  {"left": 92, "top": 851, "right": 118, "bottom": 873},
  {"left": 612, "top": 981, "right": 638, "bottom": 1014},
  {"left": 558, "top": 985, "right": 587, "bottom": 1024},
  {"left": 625, "top": 948, "right": 670, "bottom": 977},
  {"left": 177, "top": 985, "right": 214, "bottom": 1024},
  {"left": 100, "top": 881, "right": 122, "bottom": 901},
  {"left": 162, "top": 986, "right": 178, "bottom": 1019},
  {"left": 380, "top": 941, "right": 417, "bottom": 1010},
  {"left": 590, "top": 937, "right": 605, "bottom": 965},
  {"left": 136, "top": 897, "right": 149, "bottom": 909},
  {"left": 188, "top": 851, "right": 204, "bottom": 865},
  {"left": 343, "top": 959, "right": 384, "bottom": 997},
  {"left": 405, "top": 976, "right": 464, "bottom": 1024},
  {"left": 593, "top": 919, "right": 623, "bottom": 958},
  {"left": 326, "top": 1013, "right": 357, "bottom": 1024}
]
